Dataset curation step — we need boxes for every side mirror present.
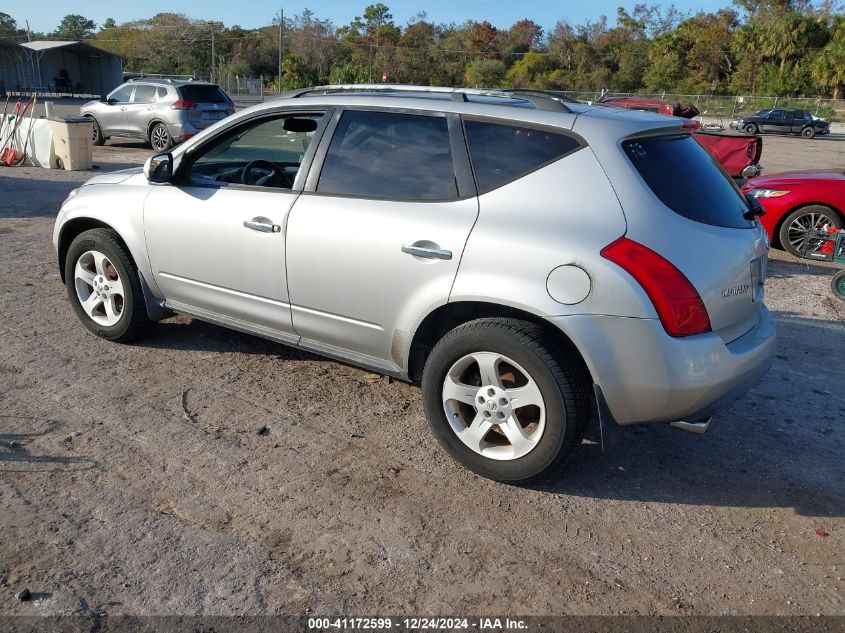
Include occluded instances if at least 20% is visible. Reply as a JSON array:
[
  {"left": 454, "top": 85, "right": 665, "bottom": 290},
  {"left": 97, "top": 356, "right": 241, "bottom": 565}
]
[
  {"left": 743, "top": 193, "right": 765, "bottom": 221},
  {"left": 100, "top": 95, "right": 108, "bottom": 103},
  {"left": 144, "top": 153, "right": 173, "bottom": 184}
]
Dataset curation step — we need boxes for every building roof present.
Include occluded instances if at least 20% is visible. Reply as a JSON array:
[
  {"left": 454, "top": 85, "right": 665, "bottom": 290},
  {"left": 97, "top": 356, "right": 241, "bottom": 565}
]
[{"left": 21, "top": 40, "right": 122, "bottom": 60}]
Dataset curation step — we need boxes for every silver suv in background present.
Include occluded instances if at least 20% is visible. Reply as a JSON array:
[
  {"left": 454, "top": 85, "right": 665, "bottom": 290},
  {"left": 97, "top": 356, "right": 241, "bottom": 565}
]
[
  {"left": 55, "top": 85, "right": 776, "bottom": 483},
  {"left": 81, "top": 78, "right": 235, "bottom": 152}
]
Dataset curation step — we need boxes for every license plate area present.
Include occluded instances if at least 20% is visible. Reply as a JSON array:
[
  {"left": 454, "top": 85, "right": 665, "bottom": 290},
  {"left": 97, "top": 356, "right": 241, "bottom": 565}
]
[
  {"left": 750, "top": 256, "right": 765, "bottom": 303},
  {"left": 201, "top": 111, "right": 226, "bottom": 121}
]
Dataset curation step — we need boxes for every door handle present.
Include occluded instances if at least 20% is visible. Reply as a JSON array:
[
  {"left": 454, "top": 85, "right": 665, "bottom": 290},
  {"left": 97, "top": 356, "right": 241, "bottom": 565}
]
[
  {"left": 243, "top": 220, "right": 281, "bottom": 233},
  {"left": 402, "top": 244, "right": 452, "bottom": 260}
]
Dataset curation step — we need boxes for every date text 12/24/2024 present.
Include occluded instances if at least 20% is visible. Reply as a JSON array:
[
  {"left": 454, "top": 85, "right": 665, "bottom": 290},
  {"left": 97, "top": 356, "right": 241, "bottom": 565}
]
[{"left": 307, "top": 618, "right": 528, "bottom": 630}]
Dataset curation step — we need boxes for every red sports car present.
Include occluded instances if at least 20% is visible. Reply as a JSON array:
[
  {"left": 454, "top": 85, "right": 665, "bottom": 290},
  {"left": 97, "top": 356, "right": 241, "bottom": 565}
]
[{"left": 741, "top": 171, "right": 845, "bottom": 257}]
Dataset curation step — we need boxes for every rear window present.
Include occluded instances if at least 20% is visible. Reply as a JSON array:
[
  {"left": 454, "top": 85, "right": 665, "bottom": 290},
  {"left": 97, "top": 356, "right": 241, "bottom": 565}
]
[
  {"left": 178, "top": 84, "right": 227, "bottom": 103},
  {"left": 464, "top": 120, "right": 581, "bottom": 194},
  {"left": 623, "top": 135, "right": 751, "bottom": 229}
]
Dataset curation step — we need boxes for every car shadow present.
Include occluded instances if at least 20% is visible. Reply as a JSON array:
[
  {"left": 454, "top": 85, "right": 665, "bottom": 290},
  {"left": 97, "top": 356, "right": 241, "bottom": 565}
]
[
  {"left": 0, "top": 416, "right": 96, "bottom": 473},
  {"left": 532, "top": 312, "right": 844, "bottom": 517},
  {"left": 137, "top": 318, "right": 323, "bottom": 363},
  {"left": 767, "top": 253, "right": 842, "bottom": 278}
]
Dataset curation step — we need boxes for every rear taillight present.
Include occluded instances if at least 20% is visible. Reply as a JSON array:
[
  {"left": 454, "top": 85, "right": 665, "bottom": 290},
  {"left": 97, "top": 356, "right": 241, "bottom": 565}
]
[
  {"left": 171, "top": 99, "right": 197, "bottom": 110},
  {"left": 601, "top": 237, "right": 711, "bottom": 337}
]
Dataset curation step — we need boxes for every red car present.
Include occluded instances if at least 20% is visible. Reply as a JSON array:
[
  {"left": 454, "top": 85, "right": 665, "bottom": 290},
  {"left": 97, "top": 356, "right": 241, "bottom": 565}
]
[
  {"left": 741, "top": 171, "right": 845, "bottom": 257},
  {"left": 597, "top": 95, "right": 762, "bottom": 179}
]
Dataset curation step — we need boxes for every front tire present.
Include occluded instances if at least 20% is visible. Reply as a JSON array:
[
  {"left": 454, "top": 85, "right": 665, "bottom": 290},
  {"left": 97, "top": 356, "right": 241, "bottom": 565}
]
[
  {"left": 778, "top": 205, "right": 843, "bottom": 258},
  {"left": 743, "top": 123, "right": 758, "bottom": 135},
  {"left": 802, "top": 126, "right": 816, "bottom": 139},
  {"left": 65, "top": 229, "right": 152, "bottom": 343},
  {"left": 832, "top": 270, "right": 845, "bottom": 299},
  {"left": 421, "top": 318, "right": 590, "bottom": 484},
  {"left": 149, "top": 123, "right": 173, "bottom": 152}
]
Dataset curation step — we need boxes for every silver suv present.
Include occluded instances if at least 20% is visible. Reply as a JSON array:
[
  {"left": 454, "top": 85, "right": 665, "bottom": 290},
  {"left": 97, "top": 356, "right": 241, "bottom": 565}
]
[
  {"left": 81, "top": 78, "right": 235, "bottom": 152},
  {"left": 54, "top": 85, "right": 776, "bottom": 483}
]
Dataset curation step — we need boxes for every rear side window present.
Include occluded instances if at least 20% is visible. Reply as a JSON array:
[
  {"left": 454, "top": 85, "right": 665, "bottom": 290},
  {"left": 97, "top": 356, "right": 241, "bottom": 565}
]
[
  {"left": 464, "top": 120, "right": 581, "bottom": 194},
  {"left": 157, "top": 87, "right": 167, "bottom": 99},
  {"left": 317, "top": 110, "right": 458, "bottom": 201},
  {"left": 623, "top": 135, "right": 751, "bottom": 229},
  {"left": 132, "top": 85, "right": 156, "bottom": 103},
  {"left": 179, "top": 84, "right": 227, "bottom": 103}
]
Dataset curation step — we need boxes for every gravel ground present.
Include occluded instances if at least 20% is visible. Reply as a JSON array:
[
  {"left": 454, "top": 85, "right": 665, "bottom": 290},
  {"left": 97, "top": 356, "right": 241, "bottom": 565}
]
[{"left": 0, "top": 129, "right": 843, "bottom": 618}]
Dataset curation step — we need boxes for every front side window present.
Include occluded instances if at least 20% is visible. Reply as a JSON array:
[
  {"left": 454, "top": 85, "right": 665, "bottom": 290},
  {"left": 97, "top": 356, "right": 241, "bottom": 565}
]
[
  {"left": 186, "top": 113, "right": 323, "bottom": 189},
  {"left": 317, "top": 110, "right": 458, "bottom": 201},
  {"left": 793, "top": 110, "right": 809, "bottom": 120},
  {"left": 108, "top": 85, "right": 133, "bottom": 103},
  {"left": 464, "top": 120, "right": 581, "bottom": 194},
  {"left": 768, "top": 110, "right": 784, "bottom": 120}
]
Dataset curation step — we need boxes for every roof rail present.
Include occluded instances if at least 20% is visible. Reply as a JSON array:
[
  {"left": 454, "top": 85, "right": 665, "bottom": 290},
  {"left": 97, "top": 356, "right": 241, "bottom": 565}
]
[{"left": 287, "top": 84, "right": 572, "bottom": 113}]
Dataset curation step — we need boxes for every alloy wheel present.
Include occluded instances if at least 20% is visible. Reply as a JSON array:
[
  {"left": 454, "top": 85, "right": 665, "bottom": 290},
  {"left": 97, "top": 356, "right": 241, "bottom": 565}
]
[
  {"left": 442, "top": 351, "right": 546, "bottom": 461},
  {"left": 787, "top": 211, "right": 836, "bottom": 255},
  {"left": 151, "top": 125, "right": 170, "bottom": 151},
  {"left": 73, "top": 250, "right": 125, "bottom": 326}
]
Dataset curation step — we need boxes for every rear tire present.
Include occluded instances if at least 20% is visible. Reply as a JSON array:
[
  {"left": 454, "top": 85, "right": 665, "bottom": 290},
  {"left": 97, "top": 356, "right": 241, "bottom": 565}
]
[
  {"left": 149, "top": 123, "right": 173, "bottom": 152},
  {"left": 421, "top": 318, "right": 590, "bottom": 484},
  {"left": 802, "top": 126, "right": 816, "bottom": 139},
  {"left": 832, "top": 271, "right": 845, "bottom": 299},
  {"left": 90, "top": 117, "right": 105, "bottom": 146},
  {"left": 65, "top": 228, "right": 153, "bottom": 343},
  {"left": 778, "top": 205, "right": 843, "bottom": 258},
  {"left": 743, "top": 123, "right": 758, "bottom": 135}
]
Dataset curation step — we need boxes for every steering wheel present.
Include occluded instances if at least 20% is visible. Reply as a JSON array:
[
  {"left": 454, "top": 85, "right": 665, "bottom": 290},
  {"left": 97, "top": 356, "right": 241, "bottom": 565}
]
[{"left": 241, "top": 160, "right": 288, "bottom": 187}]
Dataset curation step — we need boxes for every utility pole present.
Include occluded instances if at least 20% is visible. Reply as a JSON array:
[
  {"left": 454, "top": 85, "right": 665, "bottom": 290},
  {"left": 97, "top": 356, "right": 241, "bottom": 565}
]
[
  {"left": 25, "top": 20, "right": 32, "bottom": 42},
  {"left": 278, "top": 6, "right": 284, "bottom": 94},
  {"left": 210, "top": 22, "right": 216, "bottom": 84}
]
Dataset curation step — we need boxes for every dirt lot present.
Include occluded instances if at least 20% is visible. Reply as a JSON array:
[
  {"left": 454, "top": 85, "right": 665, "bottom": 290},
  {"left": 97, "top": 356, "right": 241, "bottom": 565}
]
[{"left": 0, "top": 131, "right": 843, "bottom": 618}]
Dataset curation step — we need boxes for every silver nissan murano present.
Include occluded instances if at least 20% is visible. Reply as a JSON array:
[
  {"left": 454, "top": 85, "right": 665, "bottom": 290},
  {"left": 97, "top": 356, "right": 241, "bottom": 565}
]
[{"left": 53, "top": 85, "right": 776, "bottom": 483}]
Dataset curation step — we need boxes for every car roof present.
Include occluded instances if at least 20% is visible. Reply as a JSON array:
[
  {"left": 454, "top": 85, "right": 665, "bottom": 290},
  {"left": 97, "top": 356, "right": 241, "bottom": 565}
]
[
  {"left": 125, "top": 78, "right": 218, "bottom": 88},
  {"left": 242, "top": 84, "right": 685, "bottom": 135}
]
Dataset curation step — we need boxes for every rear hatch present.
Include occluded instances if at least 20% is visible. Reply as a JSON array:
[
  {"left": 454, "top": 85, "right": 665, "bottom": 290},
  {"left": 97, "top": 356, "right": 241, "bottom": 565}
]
[
  {"left": 622, "top": 133, "right": 769, "bottom": 343},
  {"left": 178, "top": 84, "right": 232, "bottom": 129}
]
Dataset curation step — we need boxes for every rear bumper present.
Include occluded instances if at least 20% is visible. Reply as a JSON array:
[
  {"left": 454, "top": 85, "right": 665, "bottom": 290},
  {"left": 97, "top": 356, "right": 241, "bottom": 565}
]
[{"left": 549, "top": 306, "right": 776, "bottom": 425}]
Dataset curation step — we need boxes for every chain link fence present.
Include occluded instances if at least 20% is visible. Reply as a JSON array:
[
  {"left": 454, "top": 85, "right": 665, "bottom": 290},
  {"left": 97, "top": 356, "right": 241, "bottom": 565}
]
[
  {"left": 560, "top": 91, "right": 845, "bottom": 123},
  {"left": 219, "top": 75, "right": 265, "bottom": 103}
]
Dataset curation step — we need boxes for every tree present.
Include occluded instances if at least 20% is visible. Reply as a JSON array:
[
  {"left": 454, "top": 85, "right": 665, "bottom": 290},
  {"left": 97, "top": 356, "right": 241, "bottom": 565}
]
[
  {"left": 0, "top": 12, "right": 17, "bottom": 38},
  {"left": 102, "top": 18, "right": 116, "bottom": 31},
  {"left": 464, "top": 57, "right": 506, "bottom": 87},
  {"left": 812, "top": 16, "right": 845, "bottom": 98},
  {"left": 54, "top": 14, "right": 97, "bottom": 39}
]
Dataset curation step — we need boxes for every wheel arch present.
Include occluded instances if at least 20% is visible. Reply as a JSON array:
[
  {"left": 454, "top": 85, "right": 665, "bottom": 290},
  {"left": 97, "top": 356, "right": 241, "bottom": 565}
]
[
  {"left": 147, "top": 118, "right": 167, "bottom": 138},
  {"left": 406, "top": 301, "right": 593, "bottom": 386},
  {"left": 772, "top": 201, "right": 844, "bottom": 248},
  {"left": 58, "top": 217, "right": 168, "bottom": 321}
]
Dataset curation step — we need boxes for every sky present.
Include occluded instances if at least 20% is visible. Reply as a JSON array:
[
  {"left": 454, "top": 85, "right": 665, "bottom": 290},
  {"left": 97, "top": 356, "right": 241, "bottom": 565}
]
[{"left": 6, "top": 0, "right": 731, "bottom": 36}]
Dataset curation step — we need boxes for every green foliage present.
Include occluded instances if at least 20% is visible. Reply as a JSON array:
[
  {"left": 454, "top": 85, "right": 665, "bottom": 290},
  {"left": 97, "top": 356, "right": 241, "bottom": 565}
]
[
  {"left": 54, "top": 14, "right": 97, "bottom": 40},
  {"left": 0, "top": 12, "right": 18, "bottom": 38},
  {"left": 465, "top": 58, "right": 506, "bottom": 88},
  {"left": 2, "top": 2, "right": 838, "bottom": 98}
]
